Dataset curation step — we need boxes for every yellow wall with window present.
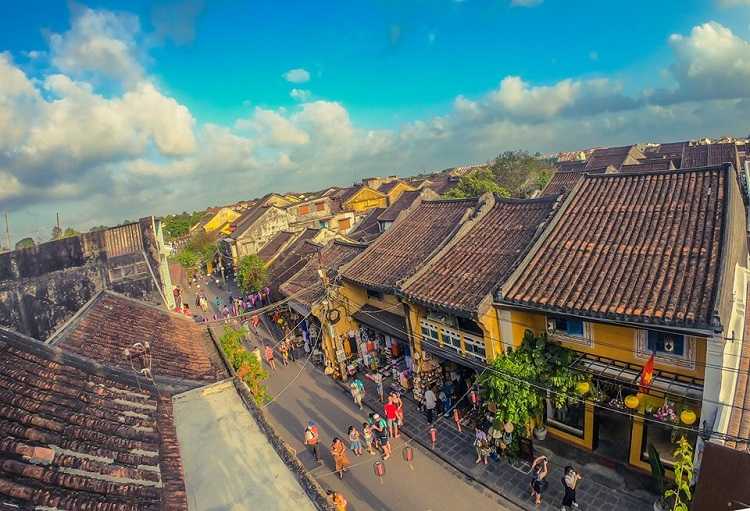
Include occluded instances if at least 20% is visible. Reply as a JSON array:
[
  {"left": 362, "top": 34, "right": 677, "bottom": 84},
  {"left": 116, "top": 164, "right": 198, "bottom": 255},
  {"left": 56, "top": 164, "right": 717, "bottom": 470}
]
[
  {"left": 203, "top": 208, "right": 241, "bottom": 233},
  {"left": 344, "top": 187, "right": 388, "bottom": 212}
]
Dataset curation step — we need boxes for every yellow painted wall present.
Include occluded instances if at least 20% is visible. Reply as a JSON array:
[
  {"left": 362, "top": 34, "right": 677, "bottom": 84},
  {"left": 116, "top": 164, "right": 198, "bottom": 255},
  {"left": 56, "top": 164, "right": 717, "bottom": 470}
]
[
  {"left": 344, "top": 187, "right": 388, "bottom": 212},
  {"left": 547, "top": 401, "right": 595, "bottom": 450},
  {"left": 203, "top": 208, "right": 240, "bottom": 233},
  {"left": 385, "top": 182, "right": 416, "bottom": 205},
  {"left": 506, "top": 309, "right": 546, "bottom": 347}
]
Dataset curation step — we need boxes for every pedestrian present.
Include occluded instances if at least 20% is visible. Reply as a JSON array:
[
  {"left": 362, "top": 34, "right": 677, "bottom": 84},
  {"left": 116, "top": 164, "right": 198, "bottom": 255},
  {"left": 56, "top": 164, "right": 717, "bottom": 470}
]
[
  {"left": 441, "top": 379, "right": 453, "bottom": 416},
  {"left": 499, "top": 421, "right": 514, "bottom": 459},
  {"left": 194, "top": 294, "right": 201, "bottom": 308},
  {"left": 392, "top": 392, "right": 404, "bottom": 430},
  {"left": 384, "top": 394, "right": 399, "bottom": 439},
  {"left": 423, "top": 386, "right": 437, "bottom": 424},
  {"left": 371, "top": 413, "right": 391, "bottom": 460},
  {"left": 279, "top": 341, "right": 289, "bottom": 366},
  {"left": 303, "top": 421, "right": 321, "bottom": 463},
  {"left": 264, "top": 345, "right": 276, "bottom": 370},
  {"left": 349, "top": 376, "right": 365, "bottom": 409},
  {"left": 362, "top": 422, "right": 376, "bottom": 454},
  {"left": 222, "top": 305, "right": 230, "bottom": 319},
  {"left": 561, "top": 465, "right": 582, "bottom": 510},
  {"left": 374, "top": 372, "right": 384, "bottom": 402},
  {"left": 348, "top": 426, "right": 364, "bottom": 456},
  {"left": 474, "top": 424, "right": 490, "bottom": 465},
  {"left": 287, "top": 339, "right": 297, "bottom": 362},
  {"left": 330, "top": 437, "right": 350, "bottom": 479},
  {"left": 214, "top": 296, "right": 222, "bottom": 310},
  {"left": 530, "top": 455, "right": 549, "bottom": 506},
  {"left": 488, "top": 419, "right": 503, "bottom": 460},
  {"left": 326, "top": 489, "right": 348, "bottom": 511}
]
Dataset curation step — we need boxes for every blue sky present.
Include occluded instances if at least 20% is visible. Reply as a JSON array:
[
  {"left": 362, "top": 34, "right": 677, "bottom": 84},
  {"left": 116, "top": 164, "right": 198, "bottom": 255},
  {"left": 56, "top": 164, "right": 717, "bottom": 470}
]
[{"left": 1, "top": 0, "right": 750, "bottom": 241}]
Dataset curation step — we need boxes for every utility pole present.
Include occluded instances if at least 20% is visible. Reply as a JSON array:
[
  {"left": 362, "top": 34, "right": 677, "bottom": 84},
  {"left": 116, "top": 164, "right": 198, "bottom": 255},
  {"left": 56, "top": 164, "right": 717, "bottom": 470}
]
[
  {"left": 3, "top": 212, "right": 10, "bottom": 251},
  {"left": 56, "top": 212, "right": 60, "bottom": 231}
]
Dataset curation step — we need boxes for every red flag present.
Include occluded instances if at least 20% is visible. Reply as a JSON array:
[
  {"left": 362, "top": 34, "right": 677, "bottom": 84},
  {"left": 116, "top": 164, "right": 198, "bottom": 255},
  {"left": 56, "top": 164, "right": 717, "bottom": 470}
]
[{"left": 639, "top": 353, "right": 655, "bottom": 392}]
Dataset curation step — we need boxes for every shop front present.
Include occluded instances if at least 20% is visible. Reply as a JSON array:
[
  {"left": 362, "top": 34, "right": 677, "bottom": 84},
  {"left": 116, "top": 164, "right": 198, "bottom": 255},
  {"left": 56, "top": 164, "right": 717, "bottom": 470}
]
[
  {"left": 350, "top": 304, "right": 414, "bottom": 391},
  {"left": 551, "top": 354, "right": 703, "bottom": 472}
]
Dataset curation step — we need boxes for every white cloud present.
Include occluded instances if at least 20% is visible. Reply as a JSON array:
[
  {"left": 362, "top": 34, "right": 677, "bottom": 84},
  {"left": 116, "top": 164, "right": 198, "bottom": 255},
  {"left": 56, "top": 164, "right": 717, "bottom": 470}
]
[
  {"left": 49, "top": 6, "right": 144, "bottom": 87},
  {"left": 290, "top": 88, "right": 311, "bottom": 101},
  {"left": 237, "top": 107, "right": 310, "bottom": 146},
  {"left": 511, "top": 0, "right": 543, "bottom": 6},
  {"left": 282, "top": 68, "right": 310, "bottom": 83}
]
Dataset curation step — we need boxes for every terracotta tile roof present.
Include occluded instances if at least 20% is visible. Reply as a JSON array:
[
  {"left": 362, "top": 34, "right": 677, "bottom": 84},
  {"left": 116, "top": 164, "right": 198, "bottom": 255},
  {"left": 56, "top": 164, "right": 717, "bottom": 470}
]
[
  {"left": 503, "top": 165, "right": 730, "bottom": 330},
  {"left": 280, "top": 240, "right": 367, "bottom": 306},
  {"left": 556, "top": 160, "right": 587, "bottom": 173},
  {"left": 643, "top": 142, "right": 687, "bottom": 161},
  {"left": 267, "top": 229, "right": 322, "bottom": 294},
  {"left": 349, "top": 208, "right": 385, "bottom": 243},
  {"left": 229, "top": 205, "right": 271, "bottom": 239},
  {"left": 258, "top": 230, "right": 298, "bottom": 263},
  {"left": 620, "top": 159, "right": 675, "bottom": 173},
  {"left": 377, "top": 180, "right": 402, "bottom": 194},
  {"left": 342, "top": 198, "right": 476, "bottom": 291},
  {"left": 725, "top": 286, "right": 750, "bottom": 450},
  {"left": 424, "top": 176, "right": 460, "bottom": 195},
  {"left": 377, "top": 190, "right": 422, "bottom": 223},
  {"left": 53, "top": 292, "right": 228, "bottom": 382},
  {"left": 402, "top": 195, "right": 559, "bottom": 314},
  {"left": 585, "top": 145, "right": 645, "bottom": 170},
  {"left": 0, "top": 326, "right": 188, "bottom": 510},
  {"left": 681, "top": 143, "right": 740, "bottom": 170},
  {"left": 541, "top": 171, "right": 584, "bottom": 197}
]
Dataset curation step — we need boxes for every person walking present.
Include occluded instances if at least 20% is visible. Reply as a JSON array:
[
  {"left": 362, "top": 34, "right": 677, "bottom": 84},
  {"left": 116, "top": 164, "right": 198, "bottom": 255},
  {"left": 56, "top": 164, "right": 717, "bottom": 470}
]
[
  {"left": 264, "top": 345, "right": 276, "bottom": 371},
  {"left": 287, "top": 338, "right": 297, "bottom": 362},
  {"left": 279, "top": 341, "right": 289, "bottom": 367},
  {"left": 440, "top": 379, "right": 454, "bottom": 416},
  {"left": 474, "top": 424, "right": 490, "bottom": 465},
  {"left": 374, "top": 372, "right": 384, "bottom": 402},
  {"left": 362, "top": 422, "right": 376, "bottom": 454},
  {"left": 348, "top": 426, "right": 364, "bottom": 456},
  {"left": 392, "top": 392, "right": 404, "bottom": 431},
  {"left": 326, "top": 490, "right": 348, "bottom": 511},
  {"left": 330, "top": 437, "right": 350, "bottom": 480},
  {"left": 561, "top": 465, "right": 582, "bottom": 510},
  {"left": 303, "top": 421, "right": 321, "bottom": 463},
  {"left": 350, "top": 377, "right": 365, "bottom": 410},
  {"left": 423, "top": 386, "right": 437, "bottom": 424},
  {"left": 370, "top": 413, "right": 391, "bottom": 460},
  {"left": 530, "top": 455, "right": 549, "bottom": 506},
  {"left": 384, "top": 395, "right": 399, "bottom": 439}
]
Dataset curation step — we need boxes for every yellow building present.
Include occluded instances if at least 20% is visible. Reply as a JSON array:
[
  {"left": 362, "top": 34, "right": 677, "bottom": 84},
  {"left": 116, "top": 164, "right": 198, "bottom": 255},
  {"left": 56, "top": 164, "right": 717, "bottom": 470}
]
[
  {"left": 336, "top": 185, "right": 388, "bottom": 213},
  {"left": 497, "top": 164, "right": 747, "bottom": 473},
  {"left": 202, "top": 207, "right": 241, "bottom": 235},
  {"left": 378, "top": 180, "right": 416, "bottom": 205}
]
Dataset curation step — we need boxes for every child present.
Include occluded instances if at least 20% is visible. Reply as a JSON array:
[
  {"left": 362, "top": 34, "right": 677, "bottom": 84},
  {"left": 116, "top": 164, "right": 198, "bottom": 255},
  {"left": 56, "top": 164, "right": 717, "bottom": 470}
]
[
  {"left": 348, "top": 426, "right": 363, "bottom": 456},
  {"left": 362, "top": 422, "right": 376, "bottom": 454}
]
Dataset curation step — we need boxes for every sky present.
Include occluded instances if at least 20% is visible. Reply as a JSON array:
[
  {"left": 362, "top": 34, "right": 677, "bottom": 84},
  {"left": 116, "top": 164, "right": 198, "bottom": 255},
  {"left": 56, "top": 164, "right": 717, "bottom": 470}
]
[{"left": 1, "top": 0, "right": 750, "bottom": 243}]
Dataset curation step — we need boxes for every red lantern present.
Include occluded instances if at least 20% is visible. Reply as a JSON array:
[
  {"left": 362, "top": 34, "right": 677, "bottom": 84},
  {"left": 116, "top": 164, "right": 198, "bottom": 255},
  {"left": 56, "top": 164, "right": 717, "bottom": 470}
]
[
  {"left": 429, "top": 426, "right": 437, "bottom": 448},
  {"left": 470, "top": 390, "right": 478, "bottom": 406},
  {"left": 453, "top": 408, "right": 462, "bottom": 432},
  {"left": 402, "top": 446, "right": 414, "bottom": 470},
  {"left": 373, "top": 461, "right": 385, "bottom": 484}
]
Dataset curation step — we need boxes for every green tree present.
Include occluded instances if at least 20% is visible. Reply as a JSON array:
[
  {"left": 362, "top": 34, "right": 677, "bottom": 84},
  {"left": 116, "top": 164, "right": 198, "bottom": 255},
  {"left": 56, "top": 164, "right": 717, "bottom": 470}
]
[
  {"left": 89, "top": 225, "right": 108, "bottom": 232},
  {"left": 443, "top": 169, "right": 511, "bottom": 199},
  {"left": 175, "top": 248, "right": 201, "bottom": 269},
  {"left": 51, "top": 225, "right": 62, "bottom": 240},
  {"left": 490, "top": 150, "right": 554, "bottom": 196},
  {"left": 236, "top": 254, "right": 268, "bottom": 293},
  {"left": 62, "top": 228, "right": 80, "bottom": 238},
  {"left": 15, "top": 237, "right": 35, "bottom": 250},
  {"left": 162, "top": 210, "right": 207, "bottom": 240},
  {"left": 220, "top": 326, "right": 270, "bottom": 405}
]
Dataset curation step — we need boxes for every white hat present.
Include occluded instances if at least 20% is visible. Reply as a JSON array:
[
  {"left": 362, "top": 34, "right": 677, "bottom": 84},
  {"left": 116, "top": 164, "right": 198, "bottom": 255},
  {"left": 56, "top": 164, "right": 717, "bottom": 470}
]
[{"left": 373, "top": 413, "right": 381, "bottom": 420}]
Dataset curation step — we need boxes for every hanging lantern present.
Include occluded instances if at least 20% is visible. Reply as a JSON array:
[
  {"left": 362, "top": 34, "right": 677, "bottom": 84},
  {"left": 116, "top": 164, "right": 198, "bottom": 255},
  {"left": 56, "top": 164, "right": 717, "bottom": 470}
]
[
  {"left": 680, "top": 409, "right": 697, "bottom": 425},
  {"left": 373, "top": 461, "right": 386, "bottom": 484},
  {"left": 429, "top": 425, "right": 437, "bottom": 448},
  {"left": 624, "top": 394, "right": 640, "bottom": 409},
  {"left": 470, "top": 389, "right": 478, "bottom": 407},
  {"left": 453, "top": 408, "right": 462, "bottom": 432},
  {"left": 576, "top": 381, "right": 591, "bottom": 395},
  {"left": 402, "top": 446, "right": 414, "bottom": 470}
]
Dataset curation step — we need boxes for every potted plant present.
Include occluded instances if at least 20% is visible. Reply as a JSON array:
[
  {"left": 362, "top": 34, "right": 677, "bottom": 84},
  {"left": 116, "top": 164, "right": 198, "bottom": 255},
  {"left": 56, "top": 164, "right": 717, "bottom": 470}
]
[
  {"left": 533, "top": 405, "right": 547, "bottom": 440},
  {"left": 647, "top": 443, "right": 671, "bottom": 511}
]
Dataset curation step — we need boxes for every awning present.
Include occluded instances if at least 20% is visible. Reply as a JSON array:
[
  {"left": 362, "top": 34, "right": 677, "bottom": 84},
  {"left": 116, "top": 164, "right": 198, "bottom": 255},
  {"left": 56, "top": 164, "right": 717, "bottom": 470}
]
[
  {"left": 574, "top": 354, "right": 704, "bottom": 402},
  {"left": 288, "top": 300, "right": 311, "bottom": 317},
  {"left": 421, "top": 341, "right": 485, "bottom": 371},
  {"left": 352, "top": 304, "right": 407, "bottom": 342}
]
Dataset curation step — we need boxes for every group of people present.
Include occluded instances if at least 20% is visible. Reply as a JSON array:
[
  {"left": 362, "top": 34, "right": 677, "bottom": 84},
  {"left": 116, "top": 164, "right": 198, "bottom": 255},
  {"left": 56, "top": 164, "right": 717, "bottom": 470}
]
[
  {"left": 528, "top": 455, "right": 582, "bottom": 509},
  {"left": 263, "top": 338, "right": 299, "bottom": 370}
]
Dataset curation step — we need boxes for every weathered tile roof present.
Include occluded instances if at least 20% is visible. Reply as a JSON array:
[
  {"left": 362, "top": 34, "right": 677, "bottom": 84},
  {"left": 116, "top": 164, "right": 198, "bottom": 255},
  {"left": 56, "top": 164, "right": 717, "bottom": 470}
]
[
  {"left": 585, "top": 145, "right": 645, "bottom": 170},
  {"left": 258, "top": 230, "right": 298, "bottom": 263},
  {"left": 229, "top": 205, "right": 271, "bottom": 239},
  {"left": 377, "top": 180, "right": 402, "bottom": 194},
  {"left": 349, "top": 208, "right": 385, "bottom": 242},
  {"left": 424, "top": 176, "right": 460, "bottom": 195},
  {"left": 503, "top": 165, "right": 730, "bottom": 330},
  {"left": 620, "top": 159, "right": 675, "bottom": 173},
  {"left": 377, "top": 190, "right": 422, "bottom": 223},
  {"left": 556, "top": 160, "right": 587, "bottom": 173},
  {"left": 342, "top": 198, "right": 476, "bottom": 291},
  {"left": 541, "top": 171, "right": 584, "bottom": 197},
  {"left": 52, "top": 291, "right": 228, "bottom": 382},
  {"left": 402, "top": 195, "right": 559, "bottom": 314},
  {"left": 280, "top": 240, "right": 367, "bottom": 306},
  {"left": 643, "top": 141, "right": 687, "bottom": 161},
  {"left": 267, "top": 229, "right": 322, "bottom": 295},
  {"left": 725, "top": 285, "right": 750, "bottom": 450},
  {"left": 0, "top": 326, "right": 188, "bottom": 510},
  {"left": 681, "top": 142, "right": 740, "bottom": 170}
]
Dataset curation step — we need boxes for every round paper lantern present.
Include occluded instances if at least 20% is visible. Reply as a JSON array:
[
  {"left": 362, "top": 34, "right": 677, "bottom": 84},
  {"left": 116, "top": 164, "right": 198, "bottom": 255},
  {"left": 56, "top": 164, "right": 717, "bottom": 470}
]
[
  {"left": 680, "top": 409, "right": 697, "bottom": 425},
  {"left": 373, "top": 461, "right": 386, "bottom": 481},
  {"left": 402, "top": 446, "right": 414, "bottom": 462},
  {"left": 624, "top": 395, "right": 640, "bottom": 409},
  {"left": 576, "top": 382, "right": 591, "bottom": 395}
]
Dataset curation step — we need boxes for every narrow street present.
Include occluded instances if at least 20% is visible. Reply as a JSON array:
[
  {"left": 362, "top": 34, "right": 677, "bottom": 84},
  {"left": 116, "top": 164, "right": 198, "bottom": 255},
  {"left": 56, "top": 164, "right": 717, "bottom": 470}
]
[{"left": 180, "top": 277, "right": 519, "bottom": 511}]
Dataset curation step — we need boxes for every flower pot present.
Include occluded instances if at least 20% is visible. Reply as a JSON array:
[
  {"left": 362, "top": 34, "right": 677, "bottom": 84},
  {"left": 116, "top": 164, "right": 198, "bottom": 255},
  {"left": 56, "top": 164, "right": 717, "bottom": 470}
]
[{"left": 533, "top": 426, "right": 547, "bottom": 441}]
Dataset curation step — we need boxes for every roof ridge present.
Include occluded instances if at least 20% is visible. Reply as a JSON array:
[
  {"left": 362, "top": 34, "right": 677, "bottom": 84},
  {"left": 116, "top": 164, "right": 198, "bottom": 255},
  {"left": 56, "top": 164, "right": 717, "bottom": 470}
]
[{"left": 589, "top": 163, "right": 730, "bottom": 179}]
